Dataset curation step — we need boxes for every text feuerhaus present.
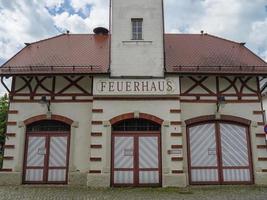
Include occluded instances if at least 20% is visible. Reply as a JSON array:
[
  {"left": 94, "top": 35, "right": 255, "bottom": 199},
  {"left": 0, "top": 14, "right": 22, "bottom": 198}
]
[{"left": 94, "top": 79, "right": 178, "bottom": 95}]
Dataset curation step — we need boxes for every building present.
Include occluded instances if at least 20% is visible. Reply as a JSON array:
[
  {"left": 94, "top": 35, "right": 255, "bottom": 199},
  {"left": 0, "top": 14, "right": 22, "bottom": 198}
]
[{"left": 0, "top": 0, "right": 267, "bottom": 187}]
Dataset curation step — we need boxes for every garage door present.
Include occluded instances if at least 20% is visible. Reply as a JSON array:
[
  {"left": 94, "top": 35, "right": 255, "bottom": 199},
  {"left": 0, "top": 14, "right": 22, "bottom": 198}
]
[
  {"left": 112, "top": 134, "right": 161, "bottom": 186},
  {"left": 23, "top": 120, "right": 70, "bottom": 184},
  {"left": 188, "top": 122, "right": 253, "bottom": 185}
]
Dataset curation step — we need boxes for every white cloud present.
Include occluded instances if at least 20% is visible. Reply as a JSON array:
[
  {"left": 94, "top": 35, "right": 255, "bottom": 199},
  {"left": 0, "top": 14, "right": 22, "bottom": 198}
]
[{"left": 45, "top": 0, "right": 64, "bottom": 9}]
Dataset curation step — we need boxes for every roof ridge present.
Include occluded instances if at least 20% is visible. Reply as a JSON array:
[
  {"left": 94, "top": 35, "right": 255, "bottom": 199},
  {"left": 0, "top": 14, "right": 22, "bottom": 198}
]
[
  {"left": 27, "top": 34, "right": 66, "bottom": 46},
  {"left": 205, "top": 33, "right": 242, "bottom": 45}
]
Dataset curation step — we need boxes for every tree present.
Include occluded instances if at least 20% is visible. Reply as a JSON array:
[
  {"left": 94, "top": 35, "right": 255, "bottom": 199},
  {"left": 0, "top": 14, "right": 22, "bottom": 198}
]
[{"left": 0, "top": 94, "right": 9, "bottom": 169}]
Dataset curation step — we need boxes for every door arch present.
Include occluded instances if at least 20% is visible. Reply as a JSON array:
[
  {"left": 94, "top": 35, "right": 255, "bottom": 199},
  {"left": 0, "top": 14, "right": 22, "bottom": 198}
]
[
  {"left": 186, "top": 115, "right": 253, "bottom": 185},
  {"left": 111, "top": 116, "right": 162, "bottom": 187},
  {"left": 23, "top": 119, "right": 71, "bottom": 184}
]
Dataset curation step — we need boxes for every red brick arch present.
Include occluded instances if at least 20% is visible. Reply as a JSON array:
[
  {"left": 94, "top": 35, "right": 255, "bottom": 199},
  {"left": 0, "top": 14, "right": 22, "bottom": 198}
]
[
  {"left": 109, "top": 112, "right": 163, "bottom": 125},
  {"left": 24, "top": 114, "right": 73, "bottom": 125},
  {"left": 185, "top": 114, "right": 251, "bottom": 126}
]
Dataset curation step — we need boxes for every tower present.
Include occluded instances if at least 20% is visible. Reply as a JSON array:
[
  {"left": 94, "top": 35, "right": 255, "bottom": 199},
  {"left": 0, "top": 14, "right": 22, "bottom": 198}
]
[{"left": 110, "top": 0, "right": 165, "bottom": 77}]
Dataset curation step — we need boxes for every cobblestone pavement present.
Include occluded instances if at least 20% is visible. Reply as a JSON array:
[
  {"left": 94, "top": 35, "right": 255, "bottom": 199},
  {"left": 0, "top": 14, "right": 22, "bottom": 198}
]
[{"left": 0, "top": 185, "right": 267, "bottom": 200}]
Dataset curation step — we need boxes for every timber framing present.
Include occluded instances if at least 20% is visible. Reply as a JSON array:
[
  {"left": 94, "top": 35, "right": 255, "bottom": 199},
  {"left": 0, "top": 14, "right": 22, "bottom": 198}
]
[
  {"left": 4, "top": 75, "right": 93, "bottom": 100},
  {"left": 180, "top": 76, "right": 260, "bottom": 102}
]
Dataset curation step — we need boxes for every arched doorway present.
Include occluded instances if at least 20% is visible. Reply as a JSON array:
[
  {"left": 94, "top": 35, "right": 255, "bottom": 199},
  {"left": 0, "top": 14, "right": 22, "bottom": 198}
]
[
  {"left": 23, "top": 120, "right": 71, "bottom": 184},
  {"left": 111, "top": 118, "right": 162, "bottom": 187},
  {"left": 186, "top": 115, "right": 253, "bottom": 185}
]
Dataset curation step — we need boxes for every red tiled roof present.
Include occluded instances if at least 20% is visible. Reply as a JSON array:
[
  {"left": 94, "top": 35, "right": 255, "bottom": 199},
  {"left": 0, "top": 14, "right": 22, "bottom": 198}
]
[
  {"left": 165, "top": 34, "right": 267, "bottom": 74},
  {"left": 1, "top": 33, "right": 267, "bottom": 75},
  {"left": 0, "top": 34, "right": 109, "bottom": 75}
]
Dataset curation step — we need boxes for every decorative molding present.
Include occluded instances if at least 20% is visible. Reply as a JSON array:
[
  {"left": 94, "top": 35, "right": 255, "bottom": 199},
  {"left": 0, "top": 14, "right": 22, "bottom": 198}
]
[{"left": 93, "top": 96, "right": 180, "bottom": 101}]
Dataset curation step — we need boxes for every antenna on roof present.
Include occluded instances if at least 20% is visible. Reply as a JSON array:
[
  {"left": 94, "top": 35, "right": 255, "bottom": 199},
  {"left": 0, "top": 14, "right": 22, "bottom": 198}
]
[
  {"left": 66, "top": 30, "right": 70, "bottom": 34},
  {"left": 200, "top": 30, "right": 204, "bottom": 35}
]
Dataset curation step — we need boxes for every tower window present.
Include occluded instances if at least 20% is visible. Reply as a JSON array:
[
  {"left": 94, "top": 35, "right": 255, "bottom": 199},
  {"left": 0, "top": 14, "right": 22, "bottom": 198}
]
[{"left": 131, "top": 18, "right": 143, "bottom": 40}]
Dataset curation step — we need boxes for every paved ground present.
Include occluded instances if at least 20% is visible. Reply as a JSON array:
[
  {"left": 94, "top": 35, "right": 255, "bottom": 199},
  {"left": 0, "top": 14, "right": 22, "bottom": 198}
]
[{"left": 0, "top": 185, "right": 266, "bottom": 200}]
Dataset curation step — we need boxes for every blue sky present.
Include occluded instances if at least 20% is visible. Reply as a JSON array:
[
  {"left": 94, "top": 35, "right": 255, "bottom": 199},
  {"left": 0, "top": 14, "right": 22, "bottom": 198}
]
[{"left": 0, "top": 0, "right": 267, "bottom": 94}]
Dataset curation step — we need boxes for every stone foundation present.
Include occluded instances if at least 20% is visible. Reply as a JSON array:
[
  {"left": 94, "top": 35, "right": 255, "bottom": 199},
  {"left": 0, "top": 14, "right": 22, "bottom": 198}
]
[{"left": 0, "top": 172, "right": 22, "bottom": 185}]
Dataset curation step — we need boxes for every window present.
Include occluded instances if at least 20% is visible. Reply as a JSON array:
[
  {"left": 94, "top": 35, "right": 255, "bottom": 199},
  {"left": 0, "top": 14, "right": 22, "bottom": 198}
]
[
  {"left": 132, "top": 18, "right": 143, "bottom": 40},
  {"left": 27, "top": 120, "right": 70, "bottom": 132}
]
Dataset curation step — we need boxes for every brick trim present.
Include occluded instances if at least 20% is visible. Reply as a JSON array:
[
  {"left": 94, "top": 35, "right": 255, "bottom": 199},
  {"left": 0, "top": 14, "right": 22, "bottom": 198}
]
[
  {"left": 0, "top": 169, "right": 12, "bottom": 172},
  {"left": 171, "top": 145, "right": 183, "bottom": 149},
  {"left": 110, "top": 112, "right": 163, "bottom": 125},
  {"left": 172, "top": 170, "right": 184, "bottom": 174},
  {"left": 24, "top": 114, "right": 73, "bottom": 125},
  {"left": 7, "top": 122, "right": 17, "bottom": 126},
  {"left": 91, "top": 121, "right": 103, "bottom": 125},
  {"left": 89, "top": 170, "right": 101, "bottom": 173},
  {"left": 8, "top": 110, "right": 18, "bottom": 114},
  {"left": 257, "top": 122, "right": 265, "bottom": 126},
  {"left": 170, "top": 109, "right": 181, "bottom": 113},
  {"left": 171, "top": 132, "right": 183, "bottom": 137},
  {"left": 256, "top": 133, "right": 266, "bottom": 137},
  {"left": 90, "top": 144, "right": 102, "bottom": 149},
  {"left": 170, "top": 121, "right": 182, "bottom": 125},
  {"left": 92, "top": 109, "right": 103, "bottom": 113},
  {"left": 185, "top": 115, "right": 251, "bottom": 126},
  {"left": 90, "top": 157, "right": 102, "bottom": 161},
  {"left": 258, "top": 157, "right": 267, "bottom": 161},
  {"left": 91, "top": 132, "right": 102, "bottom": 137},
  {"left": 171, "top": 157, "right": 183, "bottom": 161},
  {"left": 257, "top": 145, "right": 267, "bottom": 149},
  {"left": 6, "top": 133, "right": 16, "bottom": 137},
  {"left": 253, "top": 111, "right": 264, "bottom": 115},
  {"left": 3, "top": 156, "right": 14, "bottom": 160},
  {"left": 3, "top": 145, "right": 15, "bottom": 149}
]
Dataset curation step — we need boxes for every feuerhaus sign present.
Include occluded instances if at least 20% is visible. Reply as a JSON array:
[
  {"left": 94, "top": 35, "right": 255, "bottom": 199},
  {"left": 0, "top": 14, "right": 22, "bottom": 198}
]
[{"left": 93, "top": 78, "right": 179, "bottom": 95}]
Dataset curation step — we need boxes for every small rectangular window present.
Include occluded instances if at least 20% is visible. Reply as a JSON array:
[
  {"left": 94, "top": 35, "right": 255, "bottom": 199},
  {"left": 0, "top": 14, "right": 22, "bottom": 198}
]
[{"left": 132, "top": 18, "right": 143, "bottom": 40}]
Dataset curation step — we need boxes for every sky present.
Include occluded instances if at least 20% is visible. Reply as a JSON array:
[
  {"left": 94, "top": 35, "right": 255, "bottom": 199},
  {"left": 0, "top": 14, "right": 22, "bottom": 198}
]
[{"left": 0, "top": 0, "right": 267, "bottom": 95}]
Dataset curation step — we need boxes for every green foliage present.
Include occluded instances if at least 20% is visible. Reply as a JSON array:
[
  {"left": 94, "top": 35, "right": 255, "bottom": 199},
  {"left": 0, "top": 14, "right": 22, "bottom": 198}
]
[{"left": 0, "top": 94, "right": 9, "bottom": 168}]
